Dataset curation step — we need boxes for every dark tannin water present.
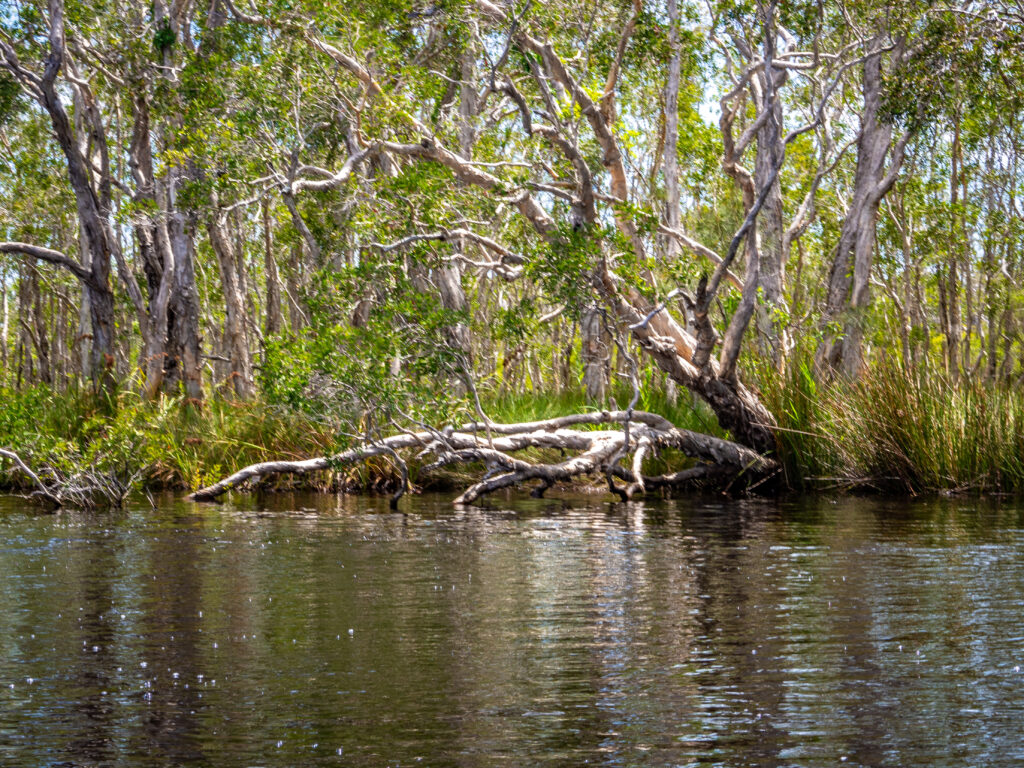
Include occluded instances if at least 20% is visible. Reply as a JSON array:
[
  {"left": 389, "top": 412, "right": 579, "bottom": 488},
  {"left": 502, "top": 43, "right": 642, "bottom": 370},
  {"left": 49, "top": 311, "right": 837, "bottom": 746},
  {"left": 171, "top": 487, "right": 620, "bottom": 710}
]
[{"left": 1, "top": 493, "right": 1023, "bottom": 767}]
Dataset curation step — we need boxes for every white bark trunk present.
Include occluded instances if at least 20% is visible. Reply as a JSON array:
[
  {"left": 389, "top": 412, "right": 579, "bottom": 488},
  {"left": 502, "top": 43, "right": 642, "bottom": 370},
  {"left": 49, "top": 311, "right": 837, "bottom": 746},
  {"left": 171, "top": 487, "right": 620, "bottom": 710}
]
[
  {"left": 581, "top": 306, "right": 609, "bottom": 402},
  {"left": 207, "top": 208, "right": 254, "bottom": 399},
  {"left": 818, "top": 43, "right": 905, "bottom": 377},
  {"left": 663, "top": 0, "right": 681, "bottom": 260},
  {"left": 262, "top": 198, "right": 283, "bottom": 336}
]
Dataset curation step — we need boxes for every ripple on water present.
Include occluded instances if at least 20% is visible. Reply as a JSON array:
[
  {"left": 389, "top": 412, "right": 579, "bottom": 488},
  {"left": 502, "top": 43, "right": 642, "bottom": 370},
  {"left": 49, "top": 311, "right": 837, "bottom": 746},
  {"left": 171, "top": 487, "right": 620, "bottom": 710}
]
[{"left": 1, "top": 493, "right": 1023, "bottom": 766}]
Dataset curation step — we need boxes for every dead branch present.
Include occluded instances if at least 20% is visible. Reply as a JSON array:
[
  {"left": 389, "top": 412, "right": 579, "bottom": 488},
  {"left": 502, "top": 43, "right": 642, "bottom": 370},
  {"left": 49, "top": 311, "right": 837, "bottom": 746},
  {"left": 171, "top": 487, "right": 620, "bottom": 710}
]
[
  {"left": 0, "top": 447, "right": 140, "bottom": 510},
  {"left": 187, "top": 411, "right": 777, "bottom": 505}
]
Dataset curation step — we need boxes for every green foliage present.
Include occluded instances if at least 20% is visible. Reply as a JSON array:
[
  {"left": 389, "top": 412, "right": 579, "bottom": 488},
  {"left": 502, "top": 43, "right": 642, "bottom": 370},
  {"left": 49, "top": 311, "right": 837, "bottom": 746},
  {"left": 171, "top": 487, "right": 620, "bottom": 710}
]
[
  {"left": 259, "top": 259, "right": 467, "bottom": 432},
  {"left": 0, "top": 385, "right": 369, "bottom": 496},
  {"left": 525, "top": 227, "right": 601, "bottom": 319},
  {"left": 755, "top": 354, "right": 1024, "bottom": 495},
  {"left": 153, "top": 18, "right": 175, "bottom": 51},
  {"left": 0, "top": 70, "right": 20, "bottom": 126},
  {"left": 494, "top": 297, "right": 536, "bottom": 342},
  {"left": 882, "top": 4, "right": 1023, "bottom": 131}
]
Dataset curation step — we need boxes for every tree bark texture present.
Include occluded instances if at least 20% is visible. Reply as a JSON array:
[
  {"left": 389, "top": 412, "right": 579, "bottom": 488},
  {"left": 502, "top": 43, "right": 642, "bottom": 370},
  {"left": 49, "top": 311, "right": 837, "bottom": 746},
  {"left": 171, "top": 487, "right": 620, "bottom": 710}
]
[
  {"left": 818, "top": 44, "right": 906, "bottom": 377},
  {"left": 207, "top": 207, "right": 254, "bottom": 399}
]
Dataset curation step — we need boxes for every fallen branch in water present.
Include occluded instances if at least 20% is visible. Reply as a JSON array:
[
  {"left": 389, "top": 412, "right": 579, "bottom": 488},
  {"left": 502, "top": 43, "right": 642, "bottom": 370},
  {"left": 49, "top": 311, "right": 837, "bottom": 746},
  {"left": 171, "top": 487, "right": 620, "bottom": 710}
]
[
  {"left": 0, "top": 447, "right": 142, "bottom": 511},
  {"left": 0, "top": 448, "right": 62, "bottom": 507},
  {"left": 187, "top": 411, "right": 777, "bottom": 506}
]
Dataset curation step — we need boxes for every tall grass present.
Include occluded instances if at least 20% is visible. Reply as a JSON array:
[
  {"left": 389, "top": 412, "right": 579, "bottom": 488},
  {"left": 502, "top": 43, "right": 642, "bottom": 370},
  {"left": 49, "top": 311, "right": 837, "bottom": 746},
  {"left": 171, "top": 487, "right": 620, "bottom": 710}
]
[
  {"left": 2, "top": 365, "right": 1023, "bottom": 500},
  {"left": 754, "top": 356, "right": 842, "bottom": 489},
  {"left": 828, "top": 366, "right": 1024, "bottom": 493},
  {"left": 483, "top": 383, "right": 724, "bottom": 437},
  {"left": 0, "top": 385, "right": 344, "bottom": 495},
  {"left": 759, "top": 358, "right": 1024, "bottom": 494}
]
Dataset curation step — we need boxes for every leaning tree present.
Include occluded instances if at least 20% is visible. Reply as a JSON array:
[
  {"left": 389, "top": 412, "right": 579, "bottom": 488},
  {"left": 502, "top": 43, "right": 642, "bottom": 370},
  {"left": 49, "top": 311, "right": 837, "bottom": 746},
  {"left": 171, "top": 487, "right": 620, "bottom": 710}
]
[{"left": 192, "top": 0, "right": 855, "bottom": 503}]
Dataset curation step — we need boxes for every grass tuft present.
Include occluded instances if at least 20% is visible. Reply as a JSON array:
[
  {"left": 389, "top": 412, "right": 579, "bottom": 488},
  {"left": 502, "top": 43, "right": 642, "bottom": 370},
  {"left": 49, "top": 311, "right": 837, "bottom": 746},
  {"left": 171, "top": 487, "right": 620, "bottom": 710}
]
[{"left": 758, "top": 357, "right": 1024, "bottom": 494}]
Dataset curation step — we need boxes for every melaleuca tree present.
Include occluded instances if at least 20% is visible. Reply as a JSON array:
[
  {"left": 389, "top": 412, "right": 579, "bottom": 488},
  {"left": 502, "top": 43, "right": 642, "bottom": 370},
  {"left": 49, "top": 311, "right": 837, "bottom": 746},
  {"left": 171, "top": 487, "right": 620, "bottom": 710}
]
[{"left": 7, "top": 0, "right": 1024, "bottom": 499}]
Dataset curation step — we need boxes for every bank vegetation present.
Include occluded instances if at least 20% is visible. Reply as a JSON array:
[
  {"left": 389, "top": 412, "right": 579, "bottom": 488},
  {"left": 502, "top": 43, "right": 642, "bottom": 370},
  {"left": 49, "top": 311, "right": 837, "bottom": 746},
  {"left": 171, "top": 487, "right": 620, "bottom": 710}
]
[{"left": 1, "top": 0, "right": 1023, "bottom": 507}]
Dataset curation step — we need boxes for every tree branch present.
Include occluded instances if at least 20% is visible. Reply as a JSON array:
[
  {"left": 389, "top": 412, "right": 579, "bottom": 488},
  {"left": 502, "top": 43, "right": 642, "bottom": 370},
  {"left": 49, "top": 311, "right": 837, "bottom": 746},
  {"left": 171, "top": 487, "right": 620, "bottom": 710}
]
[
  {"left": 0, "top": 242, "right": 90, "bottom": 282},
  {"left": 188, "top": 410, "right": 777, "bottom": 503}
]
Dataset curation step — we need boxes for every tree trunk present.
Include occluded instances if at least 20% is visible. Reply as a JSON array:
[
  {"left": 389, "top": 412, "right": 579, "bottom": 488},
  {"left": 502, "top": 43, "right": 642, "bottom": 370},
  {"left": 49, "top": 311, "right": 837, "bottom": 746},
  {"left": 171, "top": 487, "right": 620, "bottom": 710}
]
[
  {"left": 947, "top": 118, "right": 964, "bottom": 381},
  {"left": 17, "top": 267, "right": 33, "bottom": 384},
  {"left": 581, "top": 305, "right": 610, "bottom": 402},
  {"left": 0, "top": 261, "right": 8, "bottom": 373},
  {"left": 129, "top": 91, "right": 175, "bottom": 400},
  {"left": 51, "top": 290, "right": 69, "bottom": 389},
  {"left": 458, "top": 42, "right": 476, "bottom": 159},
  {"left": 29, "top": 1, "right": 118, "bottom": 391},
  {"left": 663, "top": 0, "right": 681, "bottom": 264},
  {"left": 437, "top": 262, "right": 472, "bottom": 389},
  {"left": 282, "top": 191, "right": 322, "bottom": 266},
  {"left": 262, "top": 198, "right": 283, "bottom": 336},
  {"left": 84, "top": 269, "right": 115, "bottom": 389},
  {"left": 207, "top": 207, "right": 254, "bottom": 399},
  {"left": 286, "top": 241, "right": 307, "bottom": 332},
  {"left": 753, "top": 11, "right": 788, "bottom": 368},
  {"left": 189, "top": 409, "right": 778, "bottom": 504},
  {"left": 169, "top": 206, "right": 205, "bottom": 401},
  {"left": 817, "top": 44, "right": 904, "bottom": 378},
  {"left": 29, "top": 267, "right": 52, "bottom": 385}
]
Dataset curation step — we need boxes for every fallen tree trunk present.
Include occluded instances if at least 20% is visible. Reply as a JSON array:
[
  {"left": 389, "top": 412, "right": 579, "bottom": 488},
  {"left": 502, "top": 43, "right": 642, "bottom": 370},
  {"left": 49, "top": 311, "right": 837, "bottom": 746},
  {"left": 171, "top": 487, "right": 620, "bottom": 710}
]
[{"left": 187, "top": 411, "right": 778, "bottom": 506}]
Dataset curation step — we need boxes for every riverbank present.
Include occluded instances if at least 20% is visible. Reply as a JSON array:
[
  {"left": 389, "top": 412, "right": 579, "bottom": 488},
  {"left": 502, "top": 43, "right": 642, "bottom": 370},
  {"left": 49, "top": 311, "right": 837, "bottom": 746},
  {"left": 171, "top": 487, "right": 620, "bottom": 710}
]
[{"left": 1, "top": 366, "right": 1022, "bottom": 505}]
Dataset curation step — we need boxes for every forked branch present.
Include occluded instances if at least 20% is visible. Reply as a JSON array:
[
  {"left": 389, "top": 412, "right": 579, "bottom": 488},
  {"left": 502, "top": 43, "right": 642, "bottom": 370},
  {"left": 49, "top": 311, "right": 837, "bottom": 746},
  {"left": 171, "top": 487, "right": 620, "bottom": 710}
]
[{"left": 188, "top": 411, "right": 777, "bottom": 505}]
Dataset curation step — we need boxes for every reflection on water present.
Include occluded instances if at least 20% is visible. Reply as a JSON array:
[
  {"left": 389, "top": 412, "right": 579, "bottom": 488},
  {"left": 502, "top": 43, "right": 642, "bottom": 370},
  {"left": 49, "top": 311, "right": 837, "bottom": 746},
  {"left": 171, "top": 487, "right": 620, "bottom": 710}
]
[{"left": 1, "top": 493, "right": 1023, "bottom": 767}]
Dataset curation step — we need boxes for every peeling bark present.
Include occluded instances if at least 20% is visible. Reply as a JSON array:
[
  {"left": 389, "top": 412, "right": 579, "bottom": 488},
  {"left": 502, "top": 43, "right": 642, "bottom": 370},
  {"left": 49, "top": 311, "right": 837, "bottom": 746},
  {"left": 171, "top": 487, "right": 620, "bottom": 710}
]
[
  {"left": 207, "top": 205, "right": 254, "bottom": 399},
  {"left": 169, "top": 206, "right": 205, "bottom": 401},
  {"left": 663, "top": 0, "right": 681, "bottom": 260},
  {"left": 580, "top": 305, "right": 610, "bottom": 402},
  {"left": 262, "top": 198, "right": 283, "bottom": 336},
  {"left": 818, "top": 42, "right": 908, "bottom": 378}
]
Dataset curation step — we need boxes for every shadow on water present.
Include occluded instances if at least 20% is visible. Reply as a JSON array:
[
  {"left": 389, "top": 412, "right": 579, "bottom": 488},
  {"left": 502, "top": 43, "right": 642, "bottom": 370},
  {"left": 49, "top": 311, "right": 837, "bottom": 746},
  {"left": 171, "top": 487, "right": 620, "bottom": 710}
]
[{"left": 1, "top": 492, "right": 1023, "bottom": 766}]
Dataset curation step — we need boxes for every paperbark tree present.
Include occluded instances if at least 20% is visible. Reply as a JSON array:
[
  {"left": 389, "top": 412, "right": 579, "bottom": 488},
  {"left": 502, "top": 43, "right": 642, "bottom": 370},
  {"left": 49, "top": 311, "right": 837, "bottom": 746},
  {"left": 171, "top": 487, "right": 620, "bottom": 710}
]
[
  {"left": 0, "top": 0, "right": 118, "bottom": 391},
  {"left": 219, "top": 0, "right": 784, "bottom": 458},
  {"left": 1, "top": 0, "right": 209, "bottom": 399},
  {"left": 207, "top": 199, "right": 254, "bottom": 399},
  {"left": 817, "top": 38, "right": 910, "bottom": 377}
]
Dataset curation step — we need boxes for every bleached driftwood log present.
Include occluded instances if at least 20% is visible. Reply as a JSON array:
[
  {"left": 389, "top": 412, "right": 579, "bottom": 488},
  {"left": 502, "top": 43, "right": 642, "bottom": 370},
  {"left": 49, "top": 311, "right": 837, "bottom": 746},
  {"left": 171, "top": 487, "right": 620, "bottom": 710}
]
[{"left": 188, "top": 411, "right": 777, "bottom": 506}]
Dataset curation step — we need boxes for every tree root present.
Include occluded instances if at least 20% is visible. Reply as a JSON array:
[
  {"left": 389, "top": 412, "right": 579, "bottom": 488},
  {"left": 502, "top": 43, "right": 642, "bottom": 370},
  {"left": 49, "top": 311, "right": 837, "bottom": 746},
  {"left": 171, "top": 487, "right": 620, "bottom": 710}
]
[{"left": 187, "top": 411, "right": 777, "bottom": 505}]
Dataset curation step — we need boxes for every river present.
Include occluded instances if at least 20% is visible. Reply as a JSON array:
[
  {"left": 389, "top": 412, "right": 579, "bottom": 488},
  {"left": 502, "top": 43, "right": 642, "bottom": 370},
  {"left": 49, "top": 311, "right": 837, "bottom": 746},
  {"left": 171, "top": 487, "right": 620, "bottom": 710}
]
[{"left": 1, "top": 492, "right": 1022, "bottom": 766}]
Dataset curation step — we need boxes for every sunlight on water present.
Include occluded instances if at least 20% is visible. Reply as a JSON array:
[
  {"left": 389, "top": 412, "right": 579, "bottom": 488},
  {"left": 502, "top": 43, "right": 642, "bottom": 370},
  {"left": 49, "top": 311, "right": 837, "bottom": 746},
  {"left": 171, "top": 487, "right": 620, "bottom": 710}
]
[{"left": 1, "top": 493, "right": 1023, "bottom": 766}]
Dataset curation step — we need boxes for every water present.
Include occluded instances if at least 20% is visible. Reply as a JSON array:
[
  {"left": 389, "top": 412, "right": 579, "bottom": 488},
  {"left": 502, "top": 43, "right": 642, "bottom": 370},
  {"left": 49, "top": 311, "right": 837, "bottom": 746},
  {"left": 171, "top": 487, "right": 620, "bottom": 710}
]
[{"left": 1, "top": 493, "right": 1023, "bottom": 767}]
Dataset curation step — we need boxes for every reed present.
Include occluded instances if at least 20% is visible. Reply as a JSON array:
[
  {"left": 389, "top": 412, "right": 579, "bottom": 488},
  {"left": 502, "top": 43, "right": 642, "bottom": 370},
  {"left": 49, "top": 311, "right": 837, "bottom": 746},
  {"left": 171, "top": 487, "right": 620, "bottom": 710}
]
[
  {"left": 757, "top": 357, "right": 1024, "bottom": 494},
  {"left": 824, "top": 366, "right": 1024, "bottom": 493}
]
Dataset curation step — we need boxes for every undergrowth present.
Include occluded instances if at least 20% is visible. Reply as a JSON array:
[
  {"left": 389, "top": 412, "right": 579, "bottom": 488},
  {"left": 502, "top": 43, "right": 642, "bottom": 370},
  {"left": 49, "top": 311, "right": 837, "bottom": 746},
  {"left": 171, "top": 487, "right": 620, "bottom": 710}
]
[
  {"left": 759, "top": 358, "right": 1024, "bottom": 494},
  {"left": 2, "top": 363, "right": 1023, "bottom": 503}
]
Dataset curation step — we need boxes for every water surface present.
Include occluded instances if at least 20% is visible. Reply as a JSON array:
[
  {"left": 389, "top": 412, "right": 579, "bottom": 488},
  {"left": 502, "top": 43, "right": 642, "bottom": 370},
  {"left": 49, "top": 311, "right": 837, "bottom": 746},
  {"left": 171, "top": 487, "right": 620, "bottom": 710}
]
[{"left": 1, "top": 493, "right": 1023, "bottom": 766}]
